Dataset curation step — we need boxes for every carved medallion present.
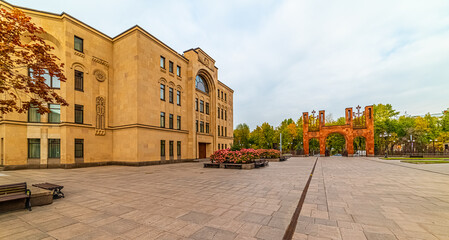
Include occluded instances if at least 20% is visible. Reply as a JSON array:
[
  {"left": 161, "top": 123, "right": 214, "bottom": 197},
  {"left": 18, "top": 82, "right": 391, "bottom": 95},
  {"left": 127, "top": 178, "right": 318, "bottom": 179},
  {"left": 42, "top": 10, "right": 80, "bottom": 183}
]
[{"left": 94, "top": 70, "right": 106, "bottom": 82}]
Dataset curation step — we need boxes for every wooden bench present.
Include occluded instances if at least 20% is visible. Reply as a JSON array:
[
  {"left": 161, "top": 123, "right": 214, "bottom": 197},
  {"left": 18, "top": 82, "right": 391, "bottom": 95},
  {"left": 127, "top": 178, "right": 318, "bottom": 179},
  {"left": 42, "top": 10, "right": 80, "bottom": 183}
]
[{"left": 0, "top": 182, "right": 31, "bottom": 211}]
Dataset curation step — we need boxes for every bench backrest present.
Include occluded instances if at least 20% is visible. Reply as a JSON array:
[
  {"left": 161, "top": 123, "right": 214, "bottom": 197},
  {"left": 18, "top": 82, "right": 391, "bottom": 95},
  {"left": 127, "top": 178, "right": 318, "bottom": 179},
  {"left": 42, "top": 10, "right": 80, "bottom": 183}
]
[{"left": 0, "top": 182, "right": 27, "bottom": 195}]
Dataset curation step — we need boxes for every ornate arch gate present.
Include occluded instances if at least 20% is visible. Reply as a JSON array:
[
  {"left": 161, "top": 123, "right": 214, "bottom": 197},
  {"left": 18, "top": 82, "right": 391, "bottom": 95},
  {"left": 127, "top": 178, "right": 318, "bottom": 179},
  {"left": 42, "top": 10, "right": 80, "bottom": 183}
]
[{"left": 302, "top": 105, "right": 375, "bottom": 157}]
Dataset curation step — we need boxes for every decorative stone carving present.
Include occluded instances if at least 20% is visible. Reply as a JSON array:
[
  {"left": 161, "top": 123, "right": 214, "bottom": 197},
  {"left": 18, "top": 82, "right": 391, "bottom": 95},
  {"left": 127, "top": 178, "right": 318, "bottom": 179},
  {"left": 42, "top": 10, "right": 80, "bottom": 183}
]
[
  {"left": 198, "top": 52, "right": 215, "bottom": 72},
  {"left": 94, "top": 69, "right": 106, "bottom": 82},
  {"left": 92, "top": 56, "right": 109, "bottom": 67},
  {"left": 95, "top": 96, "right": 106, "bottom": 136},
  {"left": 74, "top": 51, "right": 85, "bottom": 58}
]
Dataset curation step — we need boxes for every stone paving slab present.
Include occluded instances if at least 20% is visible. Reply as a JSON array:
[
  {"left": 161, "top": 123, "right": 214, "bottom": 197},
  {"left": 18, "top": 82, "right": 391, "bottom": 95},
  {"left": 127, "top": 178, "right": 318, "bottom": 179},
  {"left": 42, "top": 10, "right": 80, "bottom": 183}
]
[{"left": 0, "top": 157, "right": 448, "bottom": 240}]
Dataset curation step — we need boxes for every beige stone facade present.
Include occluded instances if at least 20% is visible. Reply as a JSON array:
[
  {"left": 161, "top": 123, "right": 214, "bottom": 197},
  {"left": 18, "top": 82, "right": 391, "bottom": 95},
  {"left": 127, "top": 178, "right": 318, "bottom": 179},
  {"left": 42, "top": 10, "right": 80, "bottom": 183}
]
[{"left": 0, "top": 1, "right": 233, "bottom": 169}]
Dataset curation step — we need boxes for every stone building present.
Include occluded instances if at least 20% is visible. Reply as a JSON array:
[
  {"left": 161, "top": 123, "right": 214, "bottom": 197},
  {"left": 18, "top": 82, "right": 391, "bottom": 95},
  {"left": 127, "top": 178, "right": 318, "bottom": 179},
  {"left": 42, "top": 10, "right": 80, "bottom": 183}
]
[{"left": 0, "top": 1, "right": 234, "bottom": 169}]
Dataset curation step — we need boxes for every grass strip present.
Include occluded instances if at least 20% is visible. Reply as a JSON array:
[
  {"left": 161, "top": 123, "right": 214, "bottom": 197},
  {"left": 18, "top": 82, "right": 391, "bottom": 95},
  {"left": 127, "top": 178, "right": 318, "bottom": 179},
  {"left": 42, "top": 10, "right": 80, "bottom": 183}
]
[
  {"left": 381, "top": 157, "right": 449, "bottom": 160},
  {"left": 401, "top": 160, "right": 449, "bottom": 164}
]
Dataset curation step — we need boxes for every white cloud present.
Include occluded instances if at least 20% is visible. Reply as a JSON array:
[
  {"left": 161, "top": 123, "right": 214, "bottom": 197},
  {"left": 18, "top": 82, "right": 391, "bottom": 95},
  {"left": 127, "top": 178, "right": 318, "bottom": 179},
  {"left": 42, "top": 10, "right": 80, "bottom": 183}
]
[{"left": 8, "top": 0, "right": 449, "bottom": 129}]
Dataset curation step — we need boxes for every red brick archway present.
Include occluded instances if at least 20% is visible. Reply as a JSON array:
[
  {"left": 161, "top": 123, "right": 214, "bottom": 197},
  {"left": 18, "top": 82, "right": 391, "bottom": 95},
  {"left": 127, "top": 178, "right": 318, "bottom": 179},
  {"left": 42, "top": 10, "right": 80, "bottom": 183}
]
[{"left": 302, "top": 105, "right": 374, "bottom": 157}]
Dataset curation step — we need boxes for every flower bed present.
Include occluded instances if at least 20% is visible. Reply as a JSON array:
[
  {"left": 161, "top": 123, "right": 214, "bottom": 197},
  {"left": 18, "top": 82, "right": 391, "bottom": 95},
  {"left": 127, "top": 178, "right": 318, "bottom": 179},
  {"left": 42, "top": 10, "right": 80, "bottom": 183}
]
[{"left": 209, "top": 149, "right": 280, "bottom": 164}]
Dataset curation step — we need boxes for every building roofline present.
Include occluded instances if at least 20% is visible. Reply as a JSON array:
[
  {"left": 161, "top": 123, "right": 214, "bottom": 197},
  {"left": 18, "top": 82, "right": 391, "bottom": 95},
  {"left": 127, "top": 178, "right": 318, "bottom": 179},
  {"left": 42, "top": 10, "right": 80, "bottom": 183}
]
[
  {"left": 183, "top": 47, "right": 216, "bottom": 63},
  {"left": 218, "top": 80, "right": 234, "bottom": 93},
  {"left": 112, "top": 25, "right": 189, "bottom": 62},
  {"left": 0, "top": 0, "right": 188, "bottom": 62}
]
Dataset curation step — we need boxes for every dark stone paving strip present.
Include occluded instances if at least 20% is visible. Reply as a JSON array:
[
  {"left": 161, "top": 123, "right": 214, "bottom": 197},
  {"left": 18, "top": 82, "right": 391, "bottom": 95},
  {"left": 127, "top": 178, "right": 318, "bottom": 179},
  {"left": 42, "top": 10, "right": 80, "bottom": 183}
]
[
  {"left": 362, "top": 157, "right": 449, "bottom": 177},
  {"left": 283, "top": 157, "right": 318, "bottom": 240}
]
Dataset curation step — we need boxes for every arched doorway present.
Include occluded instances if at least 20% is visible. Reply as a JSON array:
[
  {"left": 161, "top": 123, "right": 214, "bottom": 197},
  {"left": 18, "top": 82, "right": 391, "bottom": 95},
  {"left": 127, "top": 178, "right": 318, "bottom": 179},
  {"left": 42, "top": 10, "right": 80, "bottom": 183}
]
[
  {"left": 325, "top": 133, "right": 346, "bottom": 156},
  {"left": 353, "top": 136, "right": 366, "bottom": 156},
  {"left": 309, "top": 138, "right": 320, "bottom": 156}
]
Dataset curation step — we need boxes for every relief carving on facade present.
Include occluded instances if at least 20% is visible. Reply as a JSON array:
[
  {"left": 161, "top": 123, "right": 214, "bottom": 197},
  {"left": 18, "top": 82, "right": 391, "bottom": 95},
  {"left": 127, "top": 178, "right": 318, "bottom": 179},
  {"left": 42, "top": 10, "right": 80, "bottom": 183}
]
[
  {"left": 198, "top": 52, "right": 215, "bottom": 72},
  {"left": 93, "top": 69, "right": 107, "bottom": 82},
  {"left": 95, "top": 96, "right": 106, "bottom": 136},
  {"left": 74, "top": 51, "right": 85, "bottom": 58},
  {"left": 92, "top": 56, "right": 109, "bottom": 67}
]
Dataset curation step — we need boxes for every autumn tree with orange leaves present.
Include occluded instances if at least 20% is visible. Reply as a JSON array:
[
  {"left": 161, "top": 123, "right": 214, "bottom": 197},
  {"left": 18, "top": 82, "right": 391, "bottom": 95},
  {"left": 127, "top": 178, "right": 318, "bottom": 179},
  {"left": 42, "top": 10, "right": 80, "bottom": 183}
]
[{"left": 0, "top": 7, "right": 67, "bottom": 114}]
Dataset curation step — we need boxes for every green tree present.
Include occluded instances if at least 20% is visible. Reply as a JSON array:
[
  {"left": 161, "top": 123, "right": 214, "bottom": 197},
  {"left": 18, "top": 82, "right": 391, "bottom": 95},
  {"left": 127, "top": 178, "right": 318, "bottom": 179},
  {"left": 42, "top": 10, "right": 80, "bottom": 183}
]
[
  {"left": 233, "top": 123, "right": 250, "bottom": 149},
  {"left": 373, "top": 104, "right": 400, "bottom": 153},
  {"left": 249, "top": 122, "right": 275, "bottom": 149},
  {"left": 326, "top": 133, "right": 346, "bottom": 155}
]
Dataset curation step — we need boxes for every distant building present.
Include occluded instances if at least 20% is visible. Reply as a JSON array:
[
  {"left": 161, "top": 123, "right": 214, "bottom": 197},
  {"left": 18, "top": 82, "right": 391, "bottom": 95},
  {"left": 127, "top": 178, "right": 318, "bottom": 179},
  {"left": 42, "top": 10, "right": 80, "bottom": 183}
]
[{"left": 0, "top": 1, "right": 233, "bottom": 168}]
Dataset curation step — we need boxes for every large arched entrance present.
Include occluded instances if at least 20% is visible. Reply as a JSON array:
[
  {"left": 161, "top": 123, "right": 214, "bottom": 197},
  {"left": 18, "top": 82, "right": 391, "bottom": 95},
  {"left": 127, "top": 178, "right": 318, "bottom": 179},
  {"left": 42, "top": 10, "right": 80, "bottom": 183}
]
[
  {"left": 302, "top": 105, "right": 375, "bottom": 157},
  {"left": 325, "top": 133, "right": 346, "bottom": 156},
  {"left": 308, "top": 138, "right": 320, "bottom": 156}
]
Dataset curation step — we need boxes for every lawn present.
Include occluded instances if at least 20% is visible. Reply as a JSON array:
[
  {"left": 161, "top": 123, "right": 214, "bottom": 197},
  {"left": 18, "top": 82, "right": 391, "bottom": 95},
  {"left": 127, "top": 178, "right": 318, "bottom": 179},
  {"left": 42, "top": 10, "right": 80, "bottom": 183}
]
[
  {"left": 400, "top": 160, "right": 449, "bottom": 164},
  {"left": 381, "top": 157, "right": 449, "bottom": 160}
]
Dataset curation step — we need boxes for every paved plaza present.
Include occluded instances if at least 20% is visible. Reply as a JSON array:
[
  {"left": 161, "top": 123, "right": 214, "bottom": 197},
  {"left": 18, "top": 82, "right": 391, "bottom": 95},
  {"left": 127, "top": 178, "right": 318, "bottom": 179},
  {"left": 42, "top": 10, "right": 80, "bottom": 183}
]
[{"left": 1, "top": 157, "right": 449, "bottom": 240}]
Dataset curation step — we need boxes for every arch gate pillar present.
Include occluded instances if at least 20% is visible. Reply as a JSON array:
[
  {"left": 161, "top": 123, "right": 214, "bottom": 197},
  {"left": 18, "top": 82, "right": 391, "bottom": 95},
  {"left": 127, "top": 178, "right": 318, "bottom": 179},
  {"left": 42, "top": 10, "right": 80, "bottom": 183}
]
[
  {"left": 319, "top": 136, "right": 326, "bottom": 157},
  {"left": 346, "top": 134, "right": 354, "bottom": 156},
  {"left": 304, "top": 137, "right": 310, "bottom": 156}
]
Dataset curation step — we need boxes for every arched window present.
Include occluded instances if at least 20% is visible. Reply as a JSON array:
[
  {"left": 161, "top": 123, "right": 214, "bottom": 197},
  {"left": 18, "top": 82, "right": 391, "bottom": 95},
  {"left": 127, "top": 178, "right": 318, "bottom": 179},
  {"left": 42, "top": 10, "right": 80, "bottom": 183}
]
[{"left": 195, "top": 75, "right": 209, "bottom": 93}]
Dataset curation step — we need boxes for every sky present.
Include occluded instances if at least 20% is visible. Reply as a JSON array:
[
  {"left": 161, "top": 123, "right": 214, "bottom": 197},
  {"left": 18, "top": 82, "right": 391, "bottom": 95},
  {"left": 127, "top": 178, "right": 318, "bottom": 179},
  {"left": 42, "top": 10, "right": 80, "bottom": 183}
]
[{"left": 7, "top": 0, "right": 449, "bottom": 129}]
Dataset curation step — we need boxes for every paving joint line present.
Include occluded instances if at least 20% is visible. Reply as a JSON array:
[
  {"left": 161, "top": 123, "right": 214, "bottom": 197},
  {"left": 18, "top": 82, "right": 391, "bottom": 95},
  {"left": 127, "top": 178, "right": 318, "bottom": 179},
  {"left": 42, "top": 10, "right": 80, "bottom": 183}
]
[{"left": 283, "top": 157, "right": 318, "bottom": 240}]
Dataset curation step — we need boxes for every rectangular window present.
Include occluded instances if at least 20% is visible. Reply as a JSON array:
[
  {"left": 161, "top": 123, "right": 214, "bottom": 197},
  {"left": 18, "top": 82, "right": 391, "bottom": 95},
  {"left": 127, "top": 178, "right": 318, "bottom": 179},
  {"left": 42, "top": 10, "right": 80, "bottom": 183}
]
[
  {"left": 221, "top": 91, "right": 223, "bottom": 99},
  {"left": 225, "top": 110, "right": 227, "bottom": 121},
  {"left": 218, "top": 125, "right": 220, "bottom": 136},
  {"left": 221, "top": 109, "right": 224, "bottom": 120},
  {"left": 30, "top": 68, "right": 60, "bottom": 89},
  {"left": 196, "top": 120, "right": 198, "bottom": 132},
  {"left": 218, "top": 107, "right": 220, "bottom": 119},
  {"left": 218, "top": 89, "right": 220, "bottom": 97},
  {"left": 75, "top": 139, "right": 84, "bottom": 158},
  {"left": 48, "top": 139, "right": 60, "bottom": 158},
  {"left": 48, "top": 104, "right": 60, "bottom": 123},
  {"left": 222, "top": 144, "right": 224, "bottom": 149},
  {"left": 200, "top": 121, "right": 204, "bottom": 133},
  {"left": 160, "top": 84, "right": 165, "bottom": 100},
  {"left": 169, "top": 114, "right": 173, "bottom": 129},
  {"left": 218, "top": 144, "right": 220, "bottom": 150},
  {"left": 169, "top": 141, "right": 174, "bottom": 156},
  {"left": 200, "top": 100, "right": 204, "bottom": 113},
  {"left": 195, "top": 98, "right": 198, "bottom": 111},
  {"left": 177, "top": 116, "right": 181, "bottom": 130},
  {"left": 225, "top": 127, "right": 227, "bottom": 137},
  {"left": 75, "top": 105, "right": 84, "bottom": 124},
  {"left": 74, "top": 36, "right": 83, "bottom": 52},
  {"left": 28, "top": 139, "right": 40, "bottom": 158},
  {"left": 169, "top": 61, "right": 173, "bottom": 73},
  {"left": 176, "top": 66, "right": 181, "bottom": 77},
  {"left": 161, "top": 140, "right": 165, "bottom": 156},
  {"left": 225, "top": 93, "right": 227, "bottom": 101},
  {"left": 160, "top": 112, "right": 165, "bottom": 128},
  {"left": 28, "top": 105, "right": 40, "bottom": 122},
  {"left": 75, "top": 70, "right": 83, "bottom": 91},
  {"left": 225, "top": 144, "right": 227, "bottom": 149},
  {"left": 206, "top": 102, "right": 209, "bottom": 115},
  {"left": 169, "top": 88, "right": 173, "bottom": 103},
  {"left": 160, "top": 56, "right": 165, "bottom": 69},
  {"left": 206, "top": 123, "right": 209, "bottom": 133},
  {"left": 177, "top": 141, "right": 181, "bottom": 156},
  {"left": 176, "top": 90, "right": 181, "bottom": 105}
]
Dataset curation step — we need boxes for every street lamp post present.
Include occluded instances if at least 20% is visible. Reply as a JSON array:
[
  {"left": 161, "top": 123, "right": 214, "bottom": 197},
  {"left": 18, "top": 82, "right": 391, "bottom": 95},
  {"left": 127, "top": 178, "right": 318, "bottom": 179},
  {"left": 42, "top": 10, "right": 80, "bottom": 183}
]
[
  {"left": 407, "top": 135, "right": 415, "bottom": 154},
  {"left": 379, "top": 131, "right": 391, "bottom": 157}
]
